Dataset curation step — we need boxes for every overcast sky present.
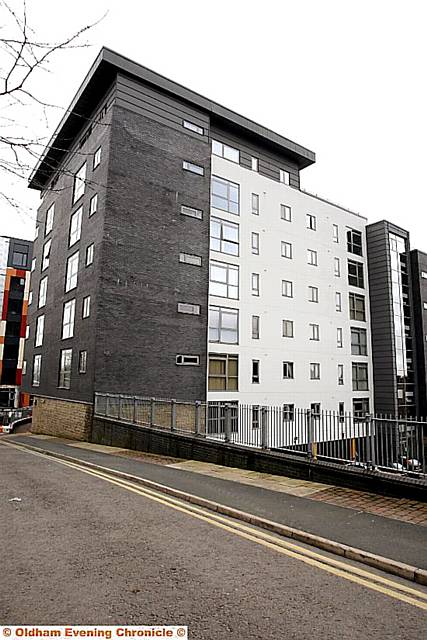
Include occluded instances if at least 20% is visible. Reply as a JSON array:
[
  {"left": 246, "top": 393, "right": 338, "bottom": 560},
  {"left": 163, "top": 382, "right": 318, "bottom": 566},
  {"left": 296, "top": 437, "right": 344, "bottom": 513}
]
[{"left": 1, "top": 0, "right": 426, "bottom": 247}]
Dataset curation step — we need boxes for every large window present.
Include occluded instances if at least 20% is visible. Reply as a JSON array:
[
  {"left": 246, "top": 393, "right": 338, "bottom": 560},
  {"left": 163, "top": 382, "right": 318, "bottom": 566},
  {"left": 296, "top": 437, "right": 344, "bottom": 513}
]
[
  {"left": 352, "top": 363, "right": 369, "bottom": 391},
  {"left": 211, "top": 176, "right": 239, "bottom": 215},
  {"left": 62, "top": 299, "right": 75, "bottom": 339},
  {"left": 65, "top": 252, "right": 79, "bottom": 292},
  {"left": 32, "top": 354, "right": 41, "bottom": 387},
  {"left": 348, "top": 260, "right": 364, "bottom": 288},
  {"left": 209, "top": 260, "right": 239, "bottom": 299},
  {"left": 208, "top": 354, "right": 238, "bottom": 391},
  {"left": 45, "top": 204, "right": 55, "bottom": 235},
  {"left": 59, "top": 348, "right": 73, "bottom": 389},
  {"left": 12, "top": 244, "right": 28, "bottom": 267},
  {"left": 353, "top": 398, "right": 370, "bottom": 417},
  {"left": 73, "top": 163, "right": 86, "bottom": 204},
  {"left": 347, "top": 229, "right": 363, "bottom": 256},
  {"left": 38, "top": 276, "right": 48, "bottom": 308},
  {"left": 212, "top": 140, "right": 239, "bottom": 163},
  {"left": 209, "top": 306, "right": 238, "bottom": 344},
  {"left": 35, "top": 315, "right": 44, "bottom": 347},
  {"left": 210, "top": 217, "right": 239, "bottom": 256},
  {"left": 349, "top": 293, "right": 366, "bottom": 321},
  {"left": 351, "top": 327, "right": 367, "bottom": 355},
  {"left": 42, "top": 239, "right": 51, "bottom": 271},
  {"left": 69, "top": 206, "right": 82, "bottom": 247}
]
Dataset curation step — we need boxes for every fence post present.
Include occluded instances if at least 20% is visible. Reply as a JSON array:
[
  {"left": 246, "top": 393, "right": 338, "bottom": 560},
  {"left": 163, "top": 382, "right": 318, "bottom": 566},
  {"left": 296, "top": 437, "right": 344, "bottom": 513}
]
[
  {"left": 195, "top": 401, "right": 201, "bottom": 436},
  {"left": 150, "top": 398, "right": 156, "bottom": 427},
  {"left": 366, "top": 413, "right": 375, "bottom": 468},
  {"left": 171, "top": 399, "right": 176, "bottom": 432},
  {"left": 224, "top": 403, "right": 231, "bottom": 443},
  {"left": 106, "top": 395, "right": 110, "bottom": 418},
  {"left": 261, "top": 406, "right": 268, "bottom": 449},
  {"left": 118, "top": 395, "right": 122, "bottom": 420},
  {"left": 132, "top": 396, "right": 136, "bottom": 424},
  {"left": 307, "top": 408, "right": 315, "bottom": 459}
]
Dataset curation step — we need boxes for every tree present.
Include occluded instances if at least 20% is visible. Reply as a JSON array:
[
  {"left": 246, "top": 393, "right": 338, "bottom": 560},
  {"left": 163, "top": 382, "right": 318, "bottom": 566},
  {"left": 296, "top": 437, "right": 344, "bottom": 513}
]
[{"left": 0, "top": 0, "right": 103, "bottom": 223}]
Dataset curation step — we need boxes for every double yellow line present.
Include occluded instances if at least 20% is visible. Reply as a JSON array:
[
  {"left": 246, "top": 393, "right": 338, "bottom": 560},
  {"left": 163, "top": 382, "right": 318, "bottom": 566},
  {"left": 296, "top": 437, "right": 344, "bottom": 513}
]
[{"left": 3, "top": 441, "right": 427, "bottom": 611}]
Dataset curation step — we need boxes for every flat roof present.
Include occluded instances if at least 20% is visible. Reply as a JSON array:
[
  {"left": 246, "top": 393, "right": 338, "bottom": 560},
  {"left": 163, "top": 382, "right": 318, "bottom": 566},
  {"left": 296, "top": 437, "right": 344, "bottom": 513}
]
[{"left": 29, "top": 47, "right": 316, "bottom": 190}]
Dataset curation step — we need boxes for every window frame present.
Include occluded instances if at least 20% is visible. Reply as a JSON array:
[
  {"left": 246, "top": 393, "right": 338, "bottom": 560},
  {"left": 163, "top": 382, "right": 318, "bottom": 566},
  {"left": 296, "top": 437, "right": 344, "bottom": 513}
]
[
  {"left": 58, "top": 348, "right": 73, "bottom": 389},
  {"left": 209, "top": 260, "right": 239, "bottom": 299},
  {"left": 283, "top": 361, "right": 294, "bottom": 379},
  {"left": 82, "top": 295, "right": 91, "bottom": 319},
  {"left": 208, "top": 305, "right": 239, "bottom": 344},
  {"left": 310, "top": 362, "right": 321, "bottom": 380},
  {"left": 281, "top": 241, "right": 292, "bottom": 259},
  {"left": 210, "top": 216, "right": 239, "bottom": 256},
  {"left": 212, "top": 140, "right": 239, "bottom": 163},
  {"left": 32, "top": 354, "right": 41, "bottom": 386},
  {"left": 62, "top": 299, "right": 76, "bottom": 339},
  {"left": 72, "top": 163, "right": 86, "bottom": 204},
  {"left": 280, "top": 204, "right": 292, "bottom": 222},
  {"left": 78, "top": 350, "right": 88, "bottom": 374},
  {"left": 69, "top": 206, "right": 83, "bottom": 247},
  {"left": 282, "top": 280, "right": 293, "bottom": 298},
  {"left": 208, "top": 353, "right": 239, "bottom": 391},
  {"left": 282, "top": 319, "right": 294, "bottom": 338},
  {"left": 65, "top": 252, "right": 79, "bottom": 293},
  {"left": 351, "top": 327, "right": 368, "bottom": 356},
  {"left": 211, "top": 175, "right": 240, "bottom": 215},
  {"left": 352, "top": 362, "right": 369, "bottom": 391}
]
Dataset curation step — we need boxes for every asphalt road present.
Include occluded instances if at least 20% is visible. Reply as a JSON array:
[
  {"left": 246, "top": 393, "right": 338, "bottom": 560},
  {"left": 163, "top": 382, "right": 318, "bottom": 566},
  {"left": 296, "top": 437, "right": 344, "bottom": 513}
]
[{"left": 1, "top": 443, "right": 426, "bottom": 639}]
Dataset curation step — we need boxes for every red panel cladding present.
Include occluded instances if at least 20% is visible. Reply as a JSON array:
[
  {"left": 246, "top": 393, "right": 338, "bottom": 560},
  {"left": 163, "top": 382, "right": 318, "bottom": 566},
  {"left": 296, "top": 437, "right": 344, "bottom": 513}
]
[
  {"left": 1, "top": 289, "right": 9, "bottom": 321},
  {"left": 16, "top": 369, "right": 22, "bottom": 386},
  {"left": 20, "top": 312, "right": 27, "bottom": 338}
]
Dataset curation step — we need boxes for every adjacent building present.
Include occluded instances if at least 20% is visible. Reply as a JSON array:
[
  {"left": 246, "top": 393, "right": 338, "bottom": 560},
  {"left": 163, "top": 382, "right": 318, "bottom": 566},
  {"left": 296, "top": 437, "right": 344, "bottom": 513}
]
[
  {"left": 410, "top": 250, "right": 427, "bottom": 417},
  {"left": 0, "top": 236, "right": 32, "bottom": 407},
  {"left": 21, "top": 48, "right": 424, "bottom": 436}
]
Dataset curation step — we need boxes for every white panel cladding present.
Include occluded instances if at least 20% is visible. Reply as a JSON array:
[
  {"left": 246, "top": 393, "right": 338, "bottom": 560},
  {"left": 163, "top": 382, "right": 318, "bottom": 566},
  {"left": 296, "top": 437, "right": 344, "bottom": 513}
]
[{"left": 207, "top": 155, "right": 373, "bottom": 412}]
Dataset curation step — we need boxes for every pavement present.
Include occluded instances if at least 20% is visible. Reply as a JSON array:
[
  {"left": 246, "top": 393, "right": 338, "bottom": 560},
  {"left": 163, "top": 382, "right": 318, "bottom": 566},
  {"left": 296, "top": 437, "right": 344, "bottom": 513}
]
[
  {"left": 2, "top": 433, "right": 427, "bottom": 571},
  {"left": 1, "top": 440, "right": 427, "bottom": 637}
]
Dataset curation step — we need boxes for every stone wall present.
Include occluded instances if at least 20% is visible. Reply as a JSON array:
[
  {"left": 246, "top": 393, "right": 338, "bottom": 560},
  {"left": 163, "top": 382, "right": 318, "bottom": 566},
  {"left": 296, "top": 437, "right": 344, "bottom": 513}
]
[{"left": 31, "top": 396, "right": 93, "bottom": 441}]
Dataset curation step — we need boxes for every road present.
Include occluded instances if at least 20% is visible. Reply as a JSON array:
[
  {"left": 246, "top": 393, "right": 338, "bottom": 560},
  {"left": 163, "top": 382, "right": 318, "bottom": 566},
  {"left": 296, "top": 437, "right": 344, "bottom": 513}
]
[{"left": 0, "top": 442, "right": 426, "bottom": 639}]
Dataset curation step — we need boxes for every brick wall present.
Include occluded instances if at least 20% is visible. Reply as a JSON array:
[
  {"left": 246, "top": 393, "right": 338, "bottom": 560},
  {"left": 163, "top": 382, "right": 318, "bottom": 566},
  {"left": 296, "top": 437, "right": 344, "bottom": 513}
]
[{"left": 31, "top": 396, "right": 93, "bottom": 441}]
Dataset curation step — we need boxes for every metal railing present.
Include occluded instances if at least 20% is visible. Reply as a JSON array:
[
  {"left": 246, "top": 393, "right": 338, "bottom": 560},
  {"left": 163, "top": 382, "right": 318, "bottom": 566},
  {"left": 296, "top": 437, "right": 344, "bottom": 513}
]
[{"left": 94, "top": 394, "right": 426, "bottom": 479}]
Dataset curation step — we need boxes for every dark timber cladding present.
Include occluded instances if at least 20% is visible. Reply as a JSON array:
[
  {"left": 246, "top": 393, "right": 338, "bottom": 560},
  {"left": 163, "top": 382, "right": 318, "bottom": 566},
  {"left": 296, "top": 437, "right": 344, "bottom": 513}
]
[{"left": 410, "top": 250, "right": 427, "bottom": 416}]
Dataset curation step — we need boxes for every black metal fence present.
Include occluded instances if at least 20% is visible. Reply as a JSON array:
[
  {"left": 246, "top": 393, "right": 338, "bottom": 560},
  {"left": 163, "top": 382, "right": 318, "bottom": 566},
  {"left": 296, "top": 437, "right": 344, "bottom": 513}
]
[{"left": 94, "top": 394, "right": 426, "bottom": 478}]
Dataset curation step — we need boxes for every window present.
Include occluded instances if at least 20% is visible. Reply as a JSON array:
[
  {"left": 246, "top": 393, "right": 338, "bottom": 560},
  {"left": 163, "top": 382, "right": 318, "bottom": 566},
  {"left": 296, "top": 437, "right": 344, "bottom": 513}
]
[
  {"left": 212, "top": 140, "right": 239, "bottom": 163},
  {"left": 210, "top": 217, "right": 239, "bottom": 256},
  {"left": 252, "top": 360, "right": 260, "bottom": 384},
  {"left": 209, "top": 260, "right": 239, "bottom": 299},
  {"left": 308, "top": 286, "right": 319, "bottom": 303},
  {"left": 422, "top": 271, "right": 427, "bottom": 279},
  {"left": 281, "top": 241, "right": 292, "bottom": 259},
  {"left": 338, "top": 364, "right": 344, "bottom": 386},
  {"left": 38, "top": 277, "right": 48, "bottom": 308},
  {"left": 25, "top": 325, "right": 29, "bottom": 340},
  {"left": 282, "top": 280, "right": 293, "bottom": 298},
  {"left": 179, "top": 252, "right": 202, "bottom": 266},
  {"left": 211, "top": 176, "right": 239, "bottom": 214},
  {"left": 183, "top": 120, "right": 204, "bottom": 135},
  {"left": 349, "top": 293, "right": 366, "bottom": 321},
  {"left": 45, "top": 204, "right": 54, "bottom": 235},
  {"left": 181, "top": 205, "right": 203, "bottom": 220},
  {"left": 251, "top": 193, "right": 259, "bottom": 215},
  {"left": 28, "top": 291, "right": 33, "bottom": 306},
  {"left": 251, "top": 232, "right": 259, "bottom": 255},
  {"left": 347, "top": 229, "right": 363, "bottom": 256},
  {"left": 251, "top": 273, "right": 260, "bottom": 296},
  {"left": 35, "top": 315, "right": 44, "bottom": 347},
  {"left": 207, "top": 401, "right": 238, "bottom": 434},
  {"left": 337, "top": 327, "right": 343, "bottom": 348},
  {"left": 252, "top": 406, "right": 260, "bottom": 429},
  {"left": 352, "top": 363, "right": 369, "bottom": 391},
  {"left": 177, "top": 303, "right": 200, "bottom": 315},
  {"left": 333, "top": 224, "right": 339, "bottom": 243},
  {"left": 73, "top": 163, "right": 86, "bottom": 204},
  {"left": 309, "top": 323, "right": 319, "bottom": 341},
  {"left": 283, "top": 361, "right": 294, "bottom": 379},
  {"left": 335, "top": 292, "right": 342, "bottom": 312},
  {"left": 86, "top": 243, "right": 94, "bottom": 266},
  {"left": 32, "top": 354, "right": 41, "bottom": 386},
  {"left": 209, "top": 306, "right": 238, "bottom": 344},
  {"left": 423, "top": 302, "right": 427, "bottom": 310},
  {"left": 339, "top": 402, "right": 345, "bottom": 421},
  {"left": 307, "top": 214, "right": 316, "bottom": 230},
  {"left": 251, "top": 157, "right": 258, "bottom": 171},
  {"left": 279, "top": 169, "right": 290, "bottom": 185},
  {"left": 65, "top": 252, "right": 79, "bottom": 292},
  {"left": 334, "top": 257, "right": 341, "bottom": 277},
  {"left": 78, "top": 350, "right": 87, "bottom": 374},
  {"left": 89, "top": 194, "right": 98, "bottom": 216},
  {"left": 42, "top": 239, "right": 51, "bottom": 271},
  {"left": 12, "top": 245, "right": 28, "bottom": 267},
  {"left": 351, "top": 327, "right": 367, "bottom": 355},
  {"left": 183, "top": 160, "right": 204, "bottom": 175},
  {"left": 281, "top": 204, "right": 292, "bottom": 222},
  {"left": 34, "top": 226, "right": 39, "bottom": 240},
  {"left": 31, "top": 258, "right": 36, "bottom": 272},
  {"left": 283, "top": 404, "right": 294, "bottom": 422},
  {"left": 310, "top": 362, "right": 320, "bottom": 380},
  {"left": 353, "top": 398, "right": 370, "bottom": 418},
  {"left": 59, "top": 348, "right": 73, "bottom": 388},
  {"left": 82, "top": 295, "right": 91, "bottom": 318},
  {"left": 307, "top": 249, "right": 318, "bottom": 266},
  {"left": 252, "top": 315, "right": 259, "bottom": 339},
  {"left": 93, "top": 147, "right": 102, "bottom": 169},
  {"left": 176, "top": 354, "right": 200, "bottom": 366},
  {"left": 69, "top": 207, "right": 82, "bottom": 247},
  {"left": 283, "top": 319, "right": 294, "bottom": 338},
  {"left": 22, "top": 360, "right": 27, "bottom": 375},
  {"left": 311, "top": 403, "right": 321, "bottom": 416},
  {"left": 208, "top": 354, "right": 238, "bottom": 391},
  {"left": 348, "top": 260, "right": 364, "bottom": 288},
  {"left": 62, "top": 299, "right": 75, "bottom": 339}
]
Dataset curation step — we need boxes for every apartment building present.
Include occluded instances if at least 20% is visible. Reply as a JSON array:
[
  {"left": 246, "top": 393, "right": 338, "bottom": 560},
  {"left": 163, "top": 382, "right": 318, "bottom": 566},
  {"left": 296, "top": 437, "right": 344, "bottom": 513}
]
[
  {"left": 410, "top": 250, "right": 427, "bottom": 417},
  {"left": 0, "top": 236, "right": 32, "bottom": 407},
  {"left": 22, "top": 48, "right": 374, "bottom": 434}
]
